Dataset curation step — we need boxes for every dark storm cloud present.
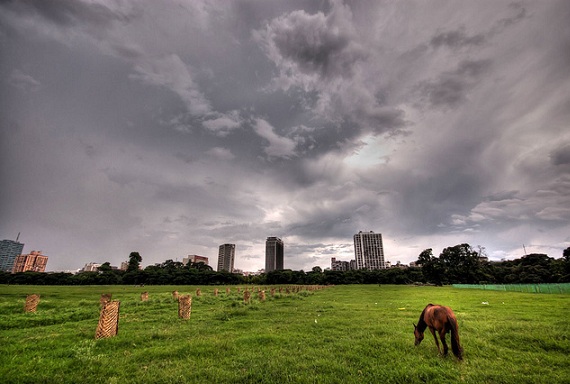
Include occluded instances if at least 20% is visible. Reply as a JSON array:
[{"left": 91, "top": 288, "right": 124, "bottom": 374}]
[
  {"left": 1, "top": 0, "right": 568, "bottom": 271},
  {"left": 416, "top": 59, "right": 492, "bottom": 108},
  {"left": 260, "top": 7, "right": 366, "bottom": 79},
  {"left": 551, "top": 144, "right": 570, "bottom": 166}
]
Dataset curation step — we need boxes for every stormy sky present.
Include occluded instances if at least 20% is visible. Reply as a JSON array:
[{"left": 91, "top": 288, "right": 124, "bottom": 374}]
[{"left": 1, "top": 0, "right": 569, "bottom": 272}]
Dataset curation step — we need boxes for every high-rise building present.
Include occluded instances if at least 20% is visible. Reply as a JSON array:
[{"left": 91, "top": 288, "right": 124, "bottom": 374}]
[
  {"left": 265, "top": 237, "right": 284, "bottom": 272},
  {"left": 353, "top": 231, "right": 385, "bottom": 270},
  {"left": 0, "top": 239, "right": 25, "bottom": 272},
  {"left": 217, "top": 244, "right": 235, "bottom": 272},
  {"left": 12, "top": 250, "right": 48, "bottom": 273}
]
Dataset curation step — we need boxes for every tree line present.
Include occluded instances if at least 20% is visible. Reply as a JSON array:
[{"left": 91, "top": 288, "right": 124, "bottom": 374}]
[{"left": 1, "top": 245, "right": 568, "bottom": 286}]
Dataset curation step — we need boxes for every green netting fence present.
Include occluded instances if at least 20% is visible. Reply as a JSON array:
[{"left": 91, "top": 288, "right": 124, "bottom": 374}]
[{"left": 453, "top": 283, "right": 570, "bottom": 294}]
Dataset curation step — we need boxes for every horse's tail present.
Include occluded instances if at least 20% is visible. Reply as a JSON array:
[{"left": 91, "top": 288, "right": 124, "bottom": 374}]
[{"left": 448, "top": 315, "right": 463, "bottom": 360}]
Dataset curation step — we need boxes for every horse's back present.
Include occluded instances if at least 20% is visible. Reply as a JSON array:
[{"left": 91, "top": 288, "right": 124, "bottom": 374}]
[{"left": 424, "top": 304, "right": 456, "bottom": 330}]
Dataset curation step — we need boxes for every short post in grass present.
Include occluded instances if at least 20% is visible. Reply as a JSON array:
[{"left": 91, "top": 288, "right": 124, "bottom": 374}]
[
  {"left": 172, "top": 291, "right": 179, "bottom": 300},
  {"left": 100, "top": 293, "right": 112, "bottom": 306},
  {"left": 141, "top": 292, "right": 149, "bottom": 301},
  {"left": 24, "top": 294, "right": 40, "bottom": 313},
  {"left": 95, "top": 300, "right": 120, "bottom": 339},
  {"left": 214, "top": 288, "right": 218, "bottom": 297},
  {"left": 243, "top": 290, "right": 251, "bottom": 304},
  {"left": 196, "top": 288, "right": 202, "bottom": 297},
  {"left": 259, "top": 290, "right": 266, "bottom": 302},
  {"left": 178, "top": 295, "right": 192, "bottom": 320}
]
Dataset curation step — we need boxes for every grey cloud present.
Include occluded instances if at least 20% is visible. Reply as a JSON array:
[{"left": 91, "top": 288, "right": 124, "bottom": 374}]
[
  {"left": 202, "top": 111, "right": 243, "bottom": 137},
  {"left": 7, "top": 69, "right": 41, "bottom": 92},
  {"left": 255, "top": 4, "right": 365, "bottom": 82},
  {"left": 496, "top": 2, "right": 527, "bottom": 29},
  {"left": 1, "top": 1, "right": 568, "bottom": 271},
  {"left": 130, "top": 54, "right": 212, "bottom": 116},
  {"left": 485, "top": 190, "right": 520, "bottom": 202},
  {"left": 253, "top": 118, "right": 297, "bottom": 159},
  {"left": 1, "top": 0, "right": 134, "bottom": 27},
  {"left": 551, "top": 144, "right": 570, "bottom": 166},
  {"left": 416, "top": 59, "right": 492, "bottom": 108},
  {"left": 431, "top": 28, "right": 486, "bottom": 50}
]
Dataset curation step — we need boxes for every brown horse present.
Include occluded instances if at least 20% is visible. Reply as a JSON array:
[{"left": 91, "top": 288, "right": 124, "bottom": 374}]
[{"left": 414, "top": 304, "right": 463, "bottom": 360}]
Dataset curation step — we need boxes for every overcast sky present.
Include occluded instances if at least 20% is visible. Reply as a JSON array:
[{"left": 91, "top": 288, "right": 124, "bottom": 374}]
[{"left": 1, "top": 0, "right": 569, "bottom": 272}]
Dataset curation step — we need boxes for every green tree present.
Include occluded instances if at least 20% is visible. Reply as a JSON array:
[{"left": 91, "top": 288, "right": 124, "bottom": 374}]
[
  {"left": 127, "top": 252, "right": 142, "bottom": 273},
  {"left": 416, "top": 248, "right": 444, "bottom": 285},
  {"left": 439, "top": 244, "right": 482, "bottom": 283},
  {"left": 563, "top": 247, "right": 570, "bottom": 277},
  {"left": 98, "top": 262, "right": 113, "bottom": 273}
]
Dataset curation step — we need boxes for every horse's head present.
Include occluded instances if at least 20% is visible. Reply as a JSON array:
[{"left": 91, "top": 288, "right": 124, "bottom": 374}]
[{"left": 413, "top": 323, "right": 424, "bottom": 346}]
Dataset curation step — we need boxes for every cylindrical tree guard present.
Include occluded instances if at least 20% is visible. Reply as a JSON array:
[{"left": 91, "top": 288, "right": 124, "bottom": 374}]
[
  {"left": 178, "top": 295, "right": 192, "bottom": 320},
  {"left": 95, "top": 300, "right": 120, "bottom": 339},
  {"left": 141, "top": 292, "right": 149, "bottom": 301},
  {"left": 24, "top": 294, "right": 40, "bottom": 313}
]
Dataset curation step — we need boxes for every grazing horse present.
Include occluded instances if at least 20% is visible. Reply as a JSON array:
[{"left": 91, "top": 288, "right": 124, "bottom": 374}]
[{"left": 414, "top": 304, "right": 463, "bottom": 360}]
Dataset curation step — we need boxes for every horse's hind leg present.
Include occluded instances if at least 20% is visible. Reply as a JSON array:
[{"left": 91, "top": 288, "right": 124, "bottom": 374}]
[{"left": 439, "top": 330, "right": 449, "bottom": 356}]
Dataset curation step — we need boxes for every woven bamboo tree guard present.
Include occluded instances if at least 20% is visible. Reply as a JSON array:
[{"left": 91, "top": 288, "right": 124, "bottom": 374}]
[
  {"left": 172, "top": 291, "right": 179, "bottom": 300},
  {"left": 226, "top": 287, "right": 230, "bottom": 295},
  {"left": 24, "top": 294, "right": 40, "bottom": 313},
  {"left": 178, "top": 295, "right": 192, "bottom": 319},
  {"left": 196, "top": 288, "right": 202, "bottom": 297},
  {"left": 100, "top": 293, "right": 112, "bottom": 306},
  {"left": 243, "top": 290, "right": 251, "bottom": 304},
  {"left": 95, "top": 300, "right": 120, "bottom": 339},
  {"left": 214, "top": 288, "right": 218, "bottom": 297},
  {"left": 259, "top": 290, "right": 266, "bottom": 302},
  {"left": 270, "top": 288, "right": 276, "bottom": 297},
  {"left": 141, "top": 292, "right": 149, "bottom": 301}
]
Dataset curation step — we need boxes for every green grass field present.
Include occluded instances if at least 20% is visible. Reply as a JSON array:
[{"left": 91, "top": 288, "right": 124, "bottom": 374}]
[{"left": 0, "top": 285, "right": 568, "bottom": 384}]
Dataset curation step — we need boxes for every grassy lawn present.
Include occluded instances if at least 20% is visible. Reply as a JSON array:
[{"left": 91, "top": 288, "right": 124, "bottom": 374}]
[{"left": 0, "top": 285, "right": 568, "bottom": 383}]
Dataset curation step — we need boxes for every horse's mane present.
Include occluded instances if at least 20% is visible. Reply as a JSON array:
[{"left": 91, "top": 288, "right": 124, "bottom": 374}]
[{"left": 416, "top": 303, "right": 434, "bottom": 332}]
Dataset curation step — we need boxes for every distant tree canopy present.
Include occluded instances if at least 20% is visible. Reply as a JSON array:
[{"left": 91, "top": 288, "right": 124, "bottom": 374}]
[
  {"left": 126, "top": 252, "right": 142, "bottom": 273},
  {"left": 1, "top": 244, "right": 567, "bottom": 285}
]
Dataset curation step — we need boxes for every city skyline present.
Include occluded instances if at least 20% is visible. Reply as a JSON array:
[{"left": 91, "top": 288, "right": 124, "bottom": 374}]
[{"left": 1, "top": 1, "right": 569, "bottom": 272}]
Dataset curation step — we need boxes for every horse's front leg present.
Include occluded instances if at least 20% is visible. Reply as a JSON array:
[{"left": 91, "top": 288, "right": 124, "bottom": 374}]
[
  {"left": 429, "top": 327, "right": 441, "bottom": 355},
  {"left": 439, "top": 330, "right": 449, "bottom": 356}
]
